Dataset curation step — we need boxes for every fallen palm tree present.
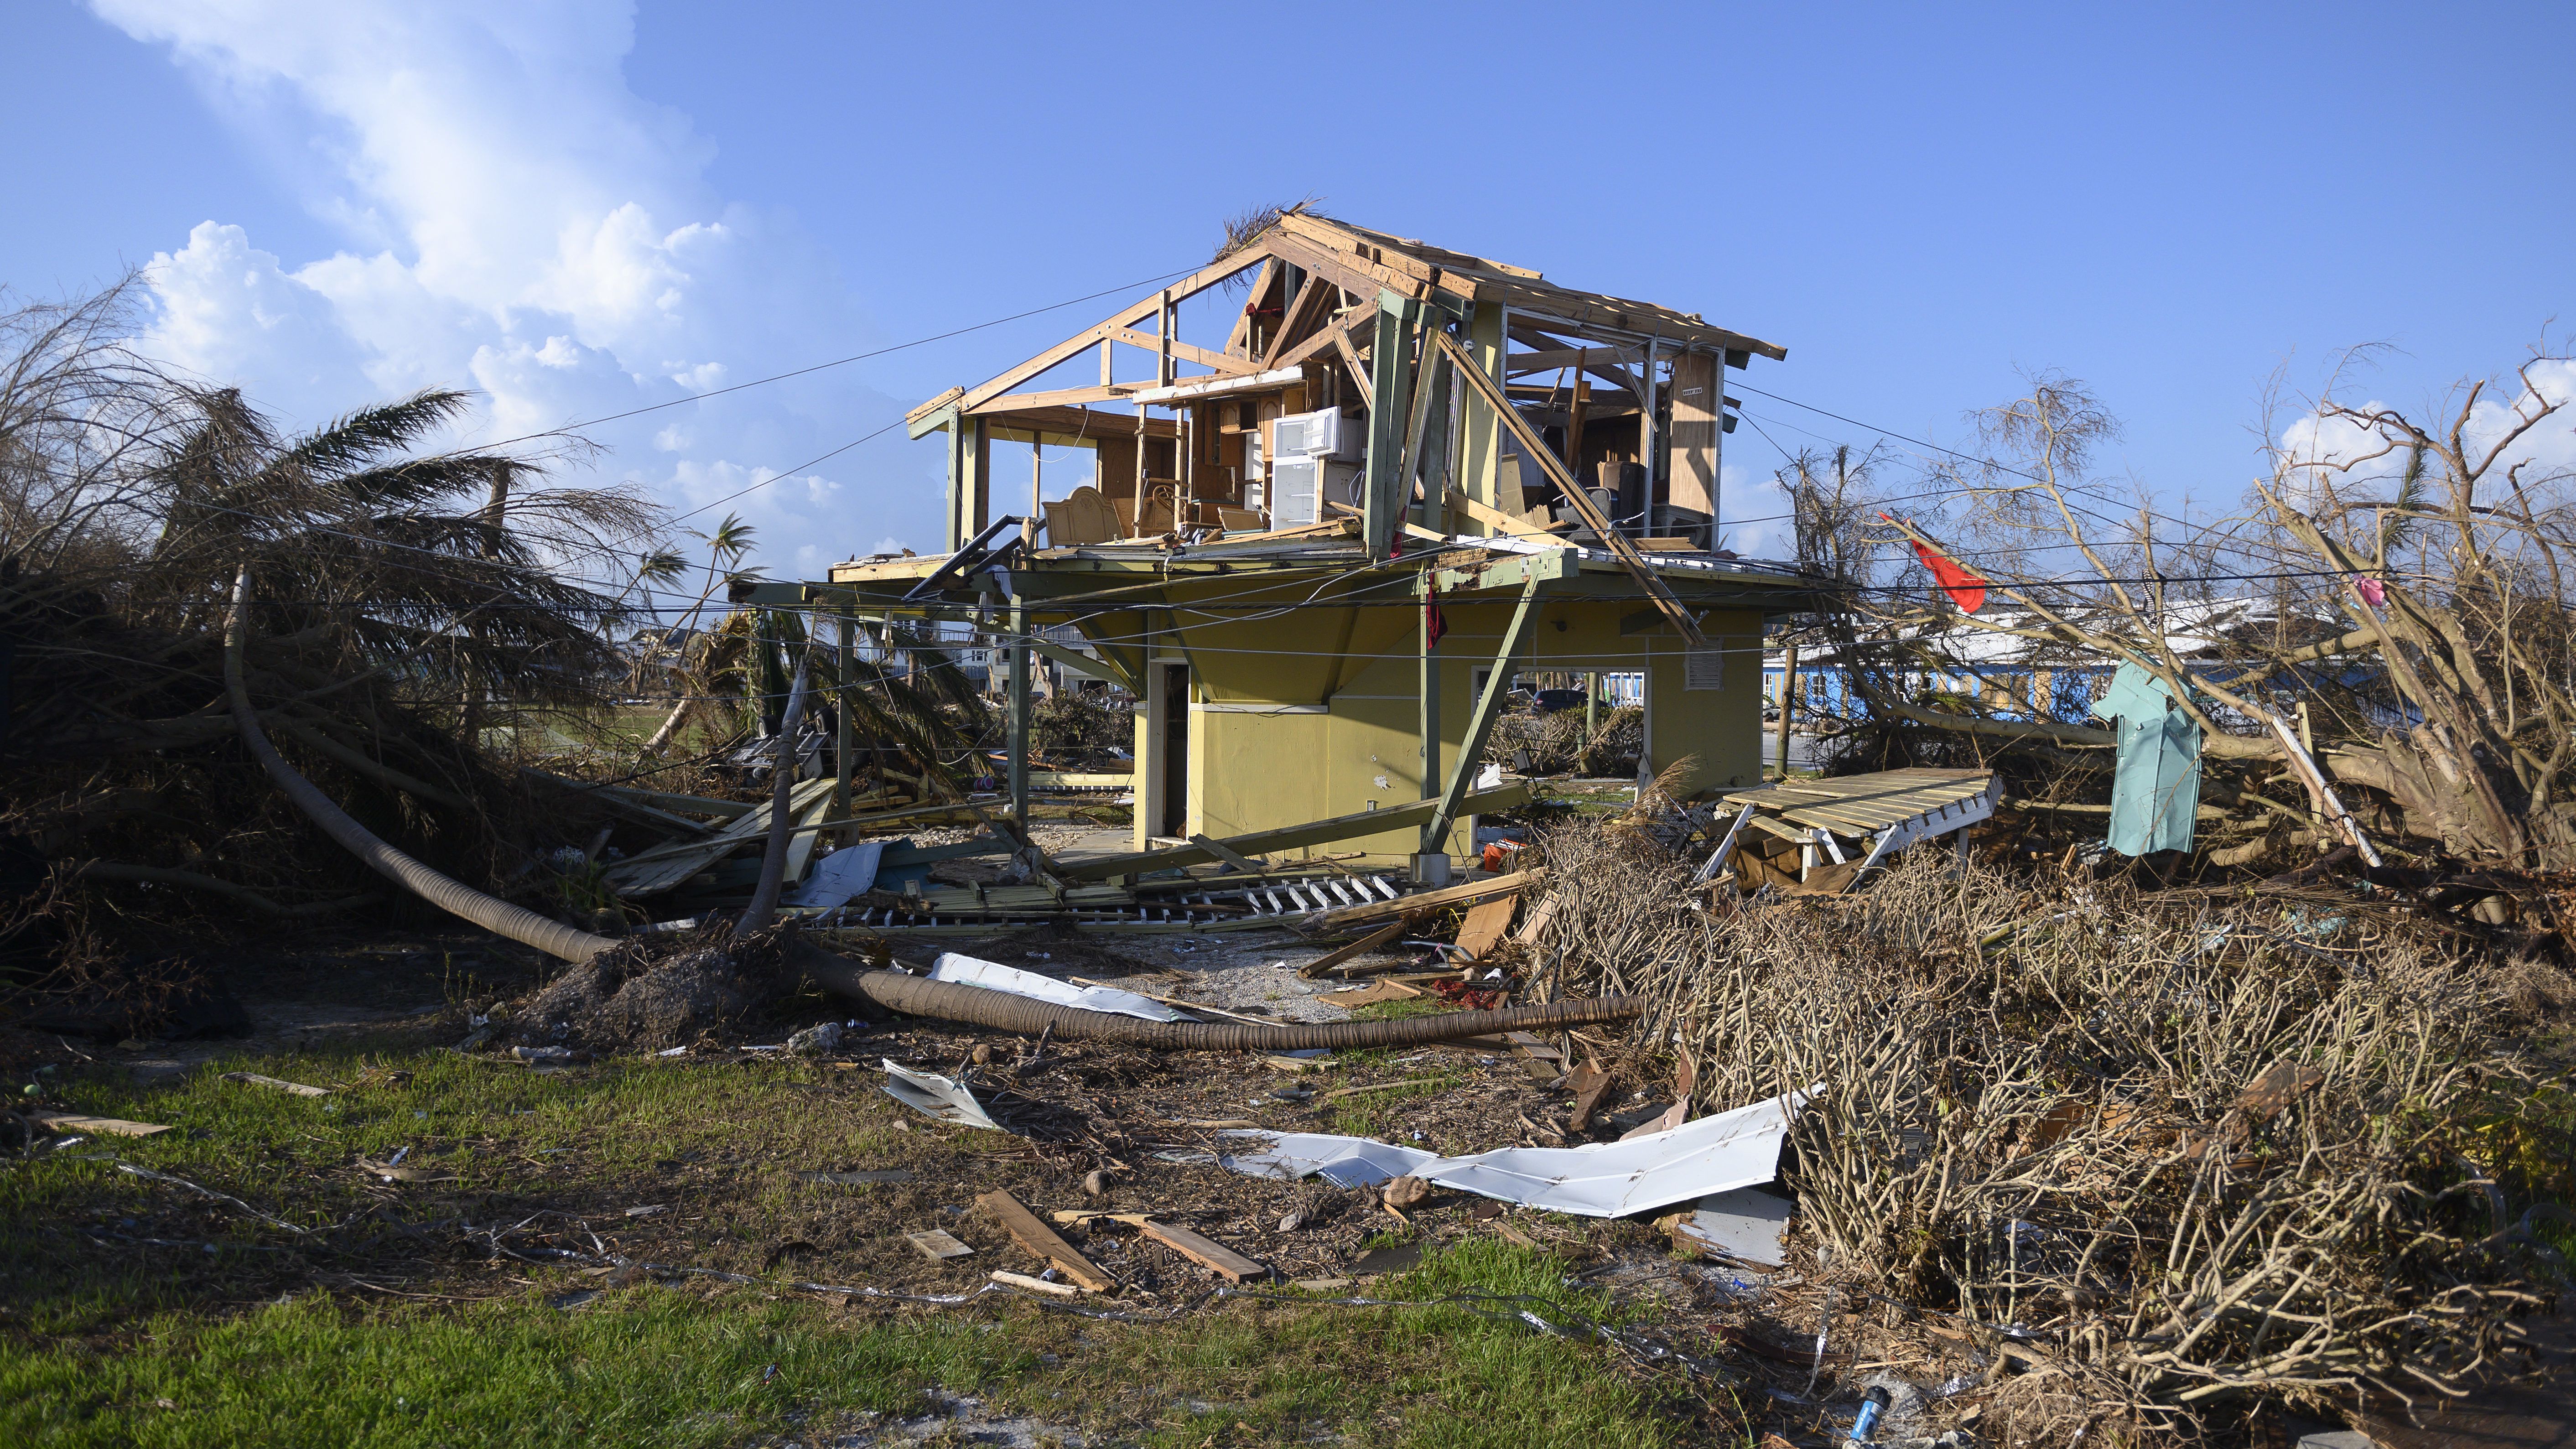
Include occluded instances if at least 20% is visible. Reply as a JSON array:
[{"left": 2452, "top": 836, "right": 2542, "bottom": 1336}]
[{"left": 2, "top": 283, "right": 660, "bottom": 978}]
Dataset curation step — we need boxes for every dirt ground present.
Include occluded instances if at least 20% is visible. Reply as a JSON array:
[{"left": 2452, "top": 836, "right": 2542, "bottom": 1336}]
[{"left": 0, "top": 914, "right": 2318, "bottom": 1447}]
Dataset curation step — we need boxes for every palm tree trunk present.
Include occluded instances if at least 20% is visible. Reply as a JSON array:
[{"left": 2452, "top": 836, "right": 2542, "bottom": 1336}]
[{"left": 224, "top": 566, "right": 616, "bottom": 964}]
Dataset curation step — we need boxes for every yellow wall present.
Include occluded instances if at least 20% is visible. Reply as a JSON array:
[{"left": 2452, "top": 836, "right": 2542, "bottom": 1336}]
[{"left": 1116, "top": 591, "right": 1770, "bottom": 861}]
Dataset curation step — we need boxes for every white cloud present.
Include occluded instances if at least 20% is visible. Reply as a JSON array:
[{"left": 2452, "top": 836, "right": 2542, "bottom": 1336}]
[
  {"left": 95, "top": 0, "right": 942, "bottom": 591},
  {"left": 2275, "top": 360, "right": 2576, "bottom": 510},
  {"left": 1716, "top": 461, "right": 1795, "bottom": 560}
]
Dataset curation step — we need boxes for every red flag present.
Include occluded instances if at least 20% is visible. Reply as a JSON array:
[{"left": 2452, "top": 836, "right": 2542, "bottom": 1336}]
[{"left": 1882, "top": 514, "right": 1988, "bottom": 613}]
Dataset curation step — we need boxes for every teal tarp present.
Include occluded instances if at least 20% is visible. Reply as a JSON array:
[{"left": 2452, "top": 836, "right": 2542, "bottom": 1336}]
[{"left": 2088, "top": 662, "right": 2202, "bottom": 856}]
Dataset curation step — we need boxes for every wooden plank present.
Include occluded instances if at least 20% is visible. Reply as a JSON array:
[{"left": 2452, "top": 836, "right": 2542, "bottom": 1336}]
[
  {"left": 940, "top": 253, "right": 1269, "bottom": 418},
  {"left": 1319, "top": 977, "right": 1424, "bottom": 1009},
  {"left": 1442, "top": 487, "right": 1563, "bottom": 542},
  {"left": 1270, "top": 306, "right": 1370, "bottom": 370},
  {"left": 222, "top": 1071, "right": 328, "bottom": 1097},
  {"left": 1666, "top": 349, "right": 1721, "bottom": 517},
  {"left": 781, "top": 791, "right": 837, "bottom": 884},
  {"left": 977, "top": 1189, "right": 1116, "bottom": 1292},
  {"left": 1143, "top": 1220, "right": 1271, "bottom": 1282},
  {"left": 1505, "top": 345, "right": 1640, "bottom": 374},
  {"left": 1511, "top": 893, "right": 1558, "bottom": 945},
  {"left": 1312, "top": 869, "right": 1540, "bottom": 932},
  {"left": 1453, "top": 895, "right": 1518, "bottom": 959},
  {"left": 1262, "top": 272, "right": 1334, "bottom": 367},
  {"left": 1257, "top": 228, "right": 1447, "bottom": 307},
  {"left": 1059, "top": 783, "right": 1533, "bottom": 881},
  {"left": 1331, "top": 326, "right": 1373, "bottom": 410},
  {"left": 1296, "top": 917, "right": 1412, "bottom": 978},
  {"left": 980, "top": 404, "right": 1178, "bottom": 442},
  {"left": 907, "top": 1228, "right": 974, "bottom": 1261},
  {"left": 1099, "top": 325, "right": 1262, "bottom": 378},
  {"left": 964, "top": 382, "right": 1151, "bottom": 415}
]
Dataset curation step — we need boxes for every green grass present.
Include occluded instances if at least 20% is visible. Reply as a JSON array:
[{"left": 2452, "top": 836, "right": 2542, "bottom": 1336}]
[
  {"left": 1, "top": 1040, "right": 1713, "bottom": 1447},
  {"left": 3, "top": 1292, "right": 1012, "bottom": 1448},
  {"left": 0, "top": 1241, "right": 1700, "bottom": 1449}
]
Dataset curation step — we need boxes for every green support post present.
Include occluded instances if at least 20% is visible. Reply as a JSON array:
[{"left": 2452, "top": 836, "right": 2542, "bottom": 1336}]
[
  {"left": 1399, "top": 319, "right": 1450, "bottom": 530},
  {"left": 1419, "top": 573, "right": 1441, "bottom": 852},
  {"left": 1422, "top": 559, "right": 1563, "bottom": 859},
  {"left": 1364, "top": 290, "right": 1423, "bottom": 557}
]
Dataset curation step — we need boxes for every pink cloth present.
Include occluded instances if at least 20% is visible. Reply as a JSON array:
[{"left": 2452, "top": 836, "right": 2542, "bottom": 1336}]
[{"left": 2352, "top": 576, "right": 2386, "bottom": 608}]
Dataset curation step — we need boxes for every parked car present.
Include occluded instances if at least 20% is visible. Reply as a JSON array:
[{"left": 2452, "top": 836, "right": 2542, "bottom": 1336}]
[{"left": 1533, "top": 688, "right": 1589, "bottom": 712}]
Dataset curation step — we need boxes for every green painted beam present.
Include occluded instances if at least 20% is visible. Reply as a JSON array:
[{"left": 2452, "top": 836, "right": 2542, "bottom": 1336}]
[
  {"left": 1364, "top": 289, "right": 1423, "bottom": 558},
  {"left": 1059, "top": 782, "right": 1535, "bottom": 881},
  {"left": 1424, "top": 570, "right": 1550, "bottom": 851}
]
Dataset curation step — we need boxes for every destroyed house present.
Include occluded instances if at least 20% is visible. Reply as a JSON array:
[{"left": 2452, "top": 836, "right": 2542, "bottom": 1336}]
[{"left": 799, "top": 213, "right": 1829, "bottom": 871}]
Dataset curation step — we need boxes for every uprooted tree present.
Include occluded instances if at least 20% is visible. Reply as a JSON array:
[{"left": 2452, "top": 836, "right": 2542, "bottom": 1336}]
[
  {"left": 1784, "top": 349, "right": 2576, "bottom": 875},
  {"left": 0, "top": 278, "right": 658, "bottom": 943}
]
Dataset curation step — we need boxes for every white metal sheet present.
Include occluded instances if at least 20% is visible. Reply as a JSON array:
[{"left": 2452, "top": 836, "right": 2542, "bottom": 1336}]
[
  {"left": 878, "top": 1059, "right": 1005, "bottom": 1132},
  {"left": 1217, "top": 1087, "right": 1813, "bottom": 1218},
  {"left": 928, "top": 952, "right": 1187, "bottom": 1023}
]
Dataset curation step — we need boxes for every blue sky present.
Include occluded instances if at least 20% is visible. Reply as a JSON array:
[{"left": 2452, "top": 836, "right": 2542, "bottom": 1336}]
[{"left": 8, "top": 1, "right": 2571, "bottom": 580}]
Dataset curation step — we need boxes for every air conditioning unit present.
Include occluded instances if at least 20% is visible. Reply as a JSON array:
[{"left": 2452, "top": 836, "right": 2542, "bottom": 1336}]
[
  {"left": 1269, "top": 458, "right": 1360, "bottom": 527},
  {"left": 1272, "top": 407, "right": 1361, "bottom": 462}
]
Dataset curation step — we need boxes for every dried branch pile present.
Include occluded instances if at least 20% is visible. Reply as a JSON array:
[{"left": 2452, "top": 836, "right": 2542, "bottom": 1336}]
[
  {"left": 1526, "top": 821, "right": 2575, "bottom": 1418},
  {"left": 1490, "top": 702, "right": 1643, "bottom": 778}
]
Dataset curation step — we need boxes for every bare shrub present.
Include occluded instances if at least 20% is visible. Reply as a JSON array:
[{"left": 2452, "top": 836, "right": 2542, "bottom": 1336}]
[{"left": 1525, "top": 820, "right": 2567, "bottom": 1415}]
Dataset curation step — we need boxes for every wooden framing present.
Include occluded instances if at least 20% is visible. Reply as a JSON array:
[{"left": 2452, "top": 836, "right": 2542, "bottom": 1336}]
[
  {"left": 905, "top": 208, "right": 1780, "bottom": 566},
  {"left": 1432, "top": 329, "right": 1709, "bottom": 647}
]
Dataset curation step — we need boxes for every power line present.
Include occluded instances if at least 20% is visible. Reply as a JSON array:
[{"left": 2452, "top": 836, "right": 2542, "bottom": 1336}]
[{"left": 468, "top": 262, "right": 1206, "bottom": 454}]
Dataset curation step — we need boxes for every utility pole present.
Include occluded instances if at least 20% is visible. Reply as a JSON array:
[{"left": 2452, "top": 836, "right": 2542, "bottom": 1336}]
[
  {"left": 832, "top": 601, "right": 853, "bottom": 841},
  {"left": 1776, "top": 642, "right": 1798, "bottom": 779}
]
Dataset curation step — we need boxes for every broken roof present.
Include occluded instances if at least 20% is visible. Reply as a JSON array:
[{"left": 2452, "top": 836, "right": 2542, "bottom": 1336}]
[{"left": 907, "top": 209, "right": 1784, "bottom": 429}]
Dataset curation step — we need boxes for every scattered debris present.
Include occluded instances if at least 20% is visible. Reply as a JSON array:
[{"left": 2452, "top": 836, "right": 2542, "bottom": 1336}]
[
  {"left": 30, "top": 1111, "right": 171, "bottom": 1138},
  {"left": 799, "top": 1169, "right": 914, "bottom": 1187},
  {"left": 784, "top": 1021, "right": 841, "bottom": 1056},
  {"left": 977, "top": 1189, "right": 1115, "bottom": 1293},
  {"left": 220, "top": 1072, "right": 329, "bottom": 1097},
  {"left": 878, "top": 1059, "right": 1005, "bottom": 1132},
  {"left": 905, "top": 1229, "right": 974, "bottom": 1262},
  {"left": 1142, "top": 1220, "right": 1269, "bottom": 1283},
  {"left": 988, "top": 1269, "right": 1080, "bottom": 1297},
  {"left": 928, "top": 952, "right": 1186, "bottom": 1023},
  {"left": 1663, "top": 1187, "right": 1794, "bottom": 1267},
  {"left": 1219, "top": 1087, "right": 1811, "bottom": 1218}
]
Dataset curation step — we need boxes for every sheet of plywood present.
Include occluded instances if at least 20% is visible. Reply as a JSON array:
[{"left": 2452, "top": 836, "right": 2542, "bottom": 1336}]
[{"left": 1453, "top": 895, "right": 1518, "bottom": 960}]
